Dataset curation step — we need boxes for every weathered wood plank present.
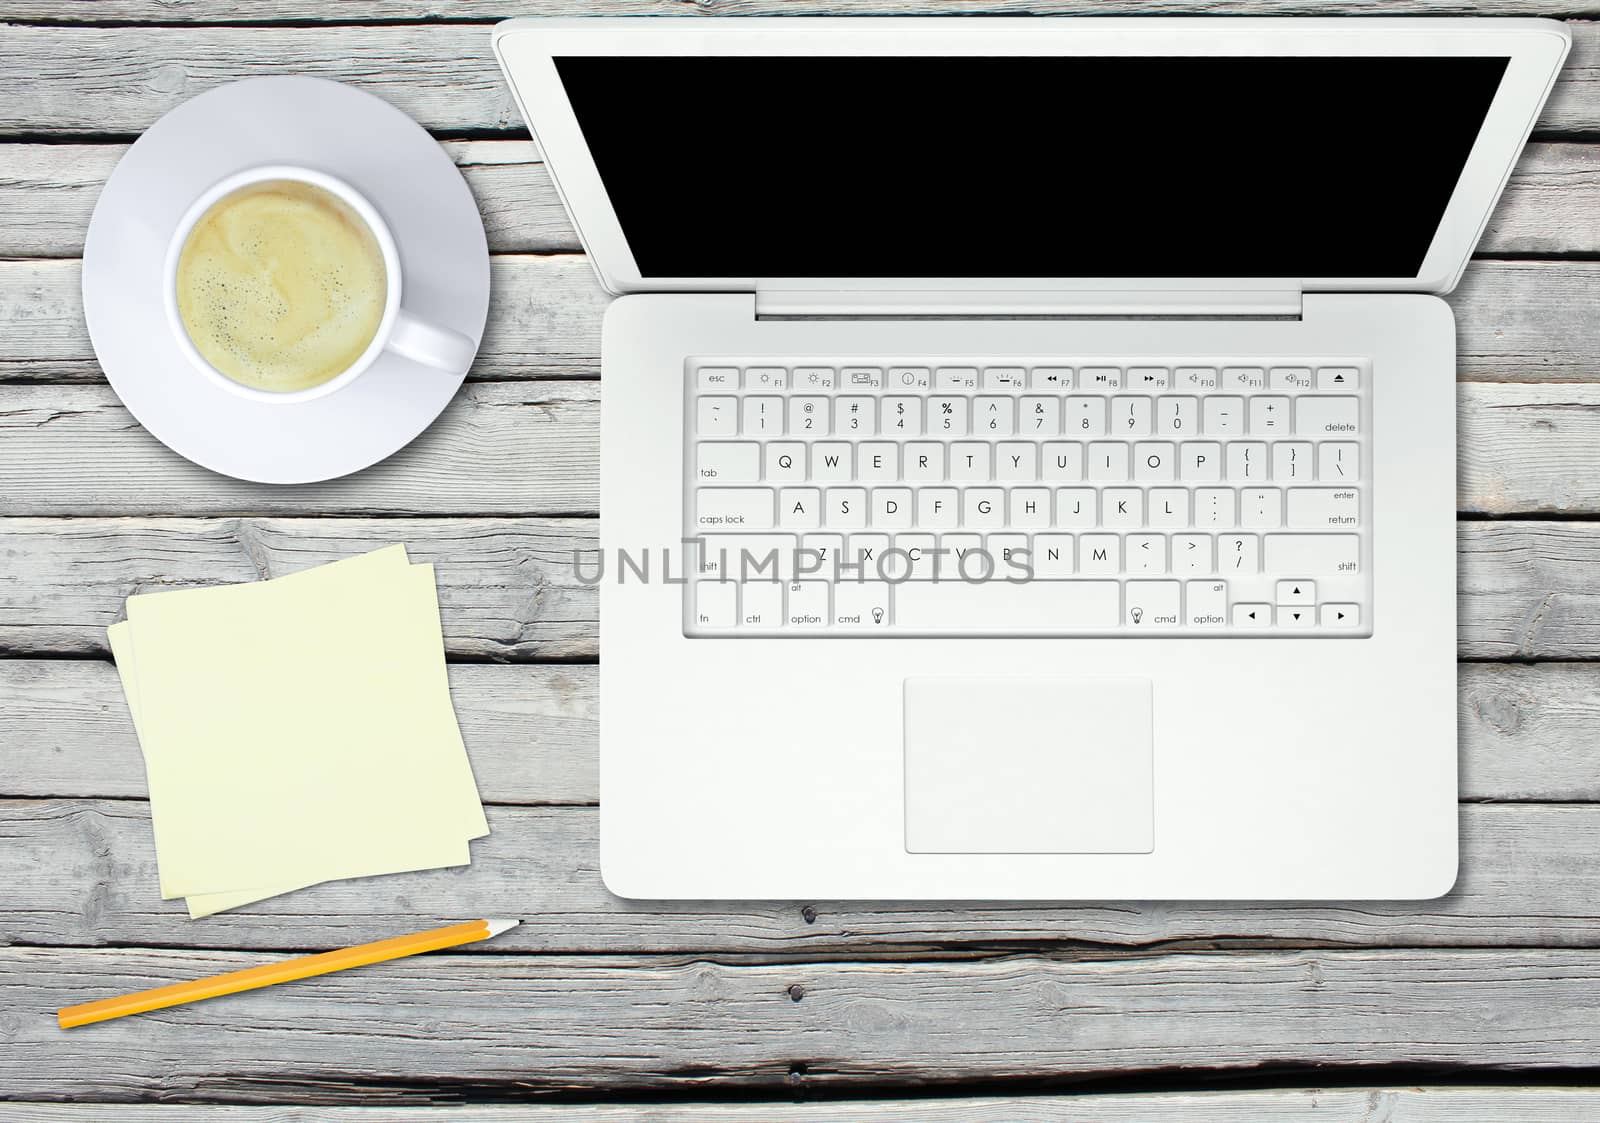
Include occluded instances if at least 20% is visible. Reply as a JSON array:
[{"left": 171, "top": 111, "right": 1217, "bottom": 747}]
[
  {"left": 0, "top": 381, "right": 601, "bottom": 517},
  {"left": 2, "top": 256, "right": 1595, "bottom": 383},
  {"left": 7, "top": 946, "right": 1600, "bottom": 1100},
  {"left": 0, "top": 22, "right": 1596, "bottom": 135},
  {"left": 0, "top": 659, "right": 601, "bottom": 800},
  {"left": 1481, "top": 142, "right": 1600, "bottom": 254},
  {"left": 0, "top": 661, "right": 597, "bottom": 804},
  {"left": 1459, "top": 663, "right": 1600, "bottom": 800},
  {"left": 0, "top": 26, "right": 520, "bottom": 137},
  {"left": 1459, "top": 521, "right": 1600, "bottom": 658},
  {"left": 6, "top": 800, "right": 1600, "bottom": 951},
  {"left": 1, "top": 380, "right": 1597, "bottom": 515},
  {"left": 4, "top": 140, "right": 1592, "bottom": 261},
  {"left": 1478, "top": 141, "right": 1600, "bottom": 254},
  {"left": 0, "top": 518, "right": 599, "bottom": 660},
  {"left": 1458, "top": 382, "right": 1600, "bottom": 512},
  {"left": 4, "top": 660, "right": 1596, "bottom": 803},
  {"left": 1451, "top": 262, "right": 1600, "bottom": 383},
  {"left": 0, "top": 256, "right": 608, "bottom": 382},
  {"left": 0, "top": 141, "right": 573, "bottom": 259},
  {"left": 1, "top": 518, "right": 1598, "bottom": 659},
  {"left": 4, "top": 1089, "right": 1600, "bottom": 1122}
]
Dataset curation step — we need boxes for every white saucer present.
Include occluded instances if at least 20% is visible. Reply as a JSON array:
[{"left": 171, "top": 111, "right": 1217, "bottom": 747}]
[{"left": 83, "top": 77, "right": 490, "bottom": 484}]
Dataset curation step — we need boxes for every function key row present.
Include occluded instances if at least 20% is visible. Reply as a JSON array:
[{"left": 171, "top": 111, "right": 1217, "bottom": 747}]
[
  {"left": 696, "top": 364, "right": 1361, "bottom": 393},
  {"left": 697, "top": 394, "right": 1360, "bottom": 438}
]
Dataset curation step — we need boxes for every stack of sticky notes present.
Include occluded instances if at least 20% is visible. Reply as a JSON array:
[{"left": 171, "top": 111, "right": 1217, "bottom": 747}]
[{"left": 108, "top": 546, "right": 487, "bottom": 918}]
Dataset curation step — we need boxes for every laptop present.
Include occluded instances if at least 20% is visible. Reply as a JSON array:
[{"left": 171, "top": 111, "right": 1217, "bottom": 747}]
[{"left": 494, "top": 17, "right": 1569, "bottom": 900}]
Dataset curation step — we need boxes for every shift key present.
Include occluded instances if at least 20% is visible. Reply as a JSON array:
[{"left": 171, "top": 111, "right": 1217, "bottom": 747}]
[
  {"left": 696, "top": 488, "right": 774, "bottom": 530},
  {"left": 1265, "top": 534, "right": 1361, "bottom": 574}
]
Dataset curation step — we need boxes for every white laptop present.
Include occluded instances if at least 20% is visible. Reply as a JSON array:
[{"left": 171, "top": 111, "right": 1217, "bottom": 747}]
[{"left": 494, "top": 17, "right": 1568, "bottom": 900}]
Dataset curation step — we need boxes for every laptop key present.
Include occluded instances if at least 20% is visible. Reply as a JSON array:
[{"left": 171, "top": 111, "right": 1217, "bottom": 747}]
[
  {"left": 696, "top": 488, "right": 774, "bottom": 531},
  {"left": 1265, "top": 534, "right": 1360, "bottom": 574},
  {"left": 694, "top": 582, "right": 737, "bottom": 628},
  {"left": 1297, "top": 396, "right": 1360, "bottom": 435},
  {"left": 894, "top": 579, "right": 1120, "bottom": 633}
]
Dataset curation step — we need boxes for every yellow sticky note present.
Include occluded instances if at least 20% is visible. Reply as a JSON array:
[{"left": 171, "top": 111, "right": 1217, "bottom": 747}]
[
  {"left": 109, "top": 619, "right": 471, "bottom": 917},
  {"left": 118, "top": 547, "right": 486, "bottom": 903}
]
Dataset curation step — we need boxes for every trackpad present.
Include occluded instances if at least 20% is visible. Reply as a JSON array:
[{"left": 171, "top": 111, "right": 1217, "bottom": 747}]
[{"left": 904, "top": 676, "right": 1154, "bottom": 854}]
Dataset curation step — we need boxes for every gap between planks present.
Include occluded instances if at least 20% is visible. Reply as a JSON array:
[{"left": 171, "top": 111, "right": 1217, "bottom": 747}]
[{"left": 4, "top": 1088, "right": 1600, "bottom": 1122}]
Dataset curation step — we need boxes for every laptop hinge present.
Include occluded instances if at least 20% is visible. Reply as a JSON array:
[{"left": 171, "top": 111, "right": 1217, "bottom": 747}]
[{"left": 753, "top": 286, "right": 1303, "bottom": 319}]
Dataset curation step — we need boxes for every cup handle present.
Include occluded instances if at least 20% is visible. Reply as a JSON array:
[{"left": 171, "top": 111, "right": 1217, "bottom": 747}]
[{"left": 385, "top": 308, "right": 478, "bottom": 375}]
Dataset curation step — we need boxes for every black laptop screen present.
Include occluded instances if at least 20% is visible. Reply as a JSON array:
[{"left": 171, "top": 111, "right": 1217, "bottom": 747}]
[{"left": 552, "top": 55, "right": 1509, "bottom": 279}]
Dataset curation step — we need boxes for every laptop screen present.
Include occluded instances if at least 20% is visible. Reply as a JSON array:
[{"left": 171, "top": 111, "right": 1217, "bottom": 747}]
[{"left": 552, "top": 55, "right": 1509, "bottom": 280}]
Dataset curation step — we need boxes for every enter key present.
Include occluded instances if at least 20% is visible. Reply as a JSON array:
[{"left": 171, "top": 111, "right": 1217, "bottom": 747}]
[{"left": 1287, "top": 488, "right": 1360, "bottom": 529}]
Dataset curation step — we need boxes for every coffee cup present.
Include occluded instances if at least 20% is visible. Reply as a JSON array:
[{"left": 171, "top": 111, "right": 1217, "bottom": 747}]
[{"left": 163, "top": 164, "right": 476, "bottom": 404}]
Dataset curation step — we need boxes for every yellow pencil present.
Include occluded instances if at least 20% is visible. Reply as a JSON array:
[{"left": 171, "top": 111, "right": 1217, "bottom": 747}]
[{"left": 58, "top": 918, "right": 519, "bottom": 1029}]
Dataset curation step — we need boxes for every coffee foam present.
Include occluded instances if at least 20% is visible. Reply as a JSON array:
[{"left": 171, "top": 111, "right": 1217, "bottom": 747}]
[{"left": 175, "top": 180, "right": 387, "bottom": 393}]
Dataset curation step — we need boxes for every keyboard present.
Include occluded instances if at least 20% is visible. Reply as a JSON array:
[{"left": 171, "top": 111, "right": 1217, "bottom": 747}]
[{"left": 684, "top": 360, "right": 1370, "bottom": 637}]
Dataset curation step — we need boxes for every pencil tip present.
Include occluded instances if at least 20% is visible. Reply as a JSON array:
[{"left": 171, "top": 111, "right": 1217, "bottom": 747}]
[{"left": 483, "top": 918, "right": 521, "bottom": 938}]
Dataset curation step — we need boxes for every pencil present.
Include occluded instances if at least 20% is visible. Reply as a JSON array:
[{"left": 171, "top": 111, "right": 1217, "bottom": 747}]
[{"left": 57, "top": 918, "right": 519, "bottom": 1029}]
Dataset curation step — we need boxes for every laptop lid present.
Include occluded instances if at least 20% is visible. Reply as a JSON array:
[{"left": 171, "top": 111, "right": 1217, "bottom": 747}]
[{"left": 494, "top": 18, "right": 1568, "bottom": 299}]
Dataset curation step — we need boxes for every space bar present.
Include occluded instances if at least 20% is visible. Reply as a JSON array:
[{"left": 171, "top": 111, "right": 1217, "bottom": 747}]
[{"left": 893, "top": 580, "right": 1122, "bottom": 632}]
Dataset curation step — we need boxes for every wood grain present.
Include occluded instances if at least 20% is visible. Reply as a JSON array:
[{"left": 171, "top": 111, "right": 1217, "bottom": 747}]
[
  {"left": 1482, "top": 142, "right": 1600, "bottom": 253},
  {"left": 0, "top": 661, "right": 597, "bottom": 804},
  {"left": 0, "top": 518, "right": 600, "bottom": 660},
  {"left": 2, "top": 518, "right": 1598, "bottom": 659},
  {"left": 5, "top": 257, "right": 1597, "bottom": 383},
  {"left": 7, "top": 1090, "right": 1600, "bottom": 1122},
  {"left": 9, "top": 946, "right": 1600, "bottom": 1100},
  {"left": 7, "top": 800, "right": 1600, "bottom": 952},
  {"left": 4, "top": 140, "right": 1593, "bottom": 261},
  {"left": 4, "top": 660, "right": 1598, "bottom": 803},
  {"left": 0, "top": 141, "right": 571, "bottom": 260},
  {"left": 1458, "top": 382, "right": 1600, "bottom": 511},
  {"left": 0, "top": 256, "right": 608, "bottom": 382},
  {"left": 1, "top": 380, "right": 1599, "bottom": 516},
  {"left": 1459, "top": 521, "right": 1600, "bottom": 658},
  {"left": 0, "top": 22, "right": 1595, "bottom": 137},
  {"left": 0, "top": 382, "right": 601, "bottom": 517}
]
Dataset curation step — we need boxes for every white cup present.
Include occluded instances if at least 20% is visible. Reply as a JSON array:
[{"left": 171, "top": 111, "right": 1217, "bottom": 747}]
[{"left": 163, "top": 164, "right": 476, "bottom": 404}]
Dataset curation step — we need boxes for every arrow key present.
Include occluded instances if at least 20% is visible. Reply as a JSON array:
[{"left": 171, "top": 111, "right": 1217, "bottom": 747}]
[
  {"left": 1282, "top": 606, "right": 1313, "bottom": 627},
  {"left": 1320, "top": 603, "right": 1361, "bottom": 628},
  {"left": 1232, "top": 603, "right": 1272, "bottom": 628},
  {"left": 1275, "top": 579, "right": 1315, "bottom": 605}
]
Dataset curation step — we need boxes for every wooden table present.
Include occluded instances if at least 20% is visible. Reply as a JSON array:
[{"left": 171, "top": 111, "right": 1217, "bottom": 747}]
[{"left": 2, "top": 3, "right": 1599, "bottom": 1119}]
